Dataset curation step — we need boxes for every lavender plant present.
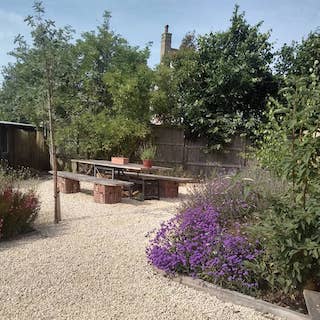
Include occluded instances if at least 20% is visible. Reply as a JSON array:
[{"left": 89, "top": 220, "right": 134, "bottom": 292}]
[
  {"left": 147, "top": 205, "right": 262, "bottom": 293},
  {"left": 180, "top": 165, "right": 286, "bottom": 223}
]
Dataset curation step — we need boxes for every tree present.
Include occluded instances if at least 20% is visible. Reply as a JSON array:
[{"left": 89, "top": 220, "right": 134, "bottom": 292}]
[
  {"left": 275, "top": 30, "right": 320, "bottom": 77},
  {"left": 104, "top": 45, "right": 153, "bottom": 122},
  {"left": 154, "top": 5, "right": 277, "bottom": 149},
  {"left": 23, "top": 1, "right": 74, "bottom": 223},
  {"left": 151, "top": 34, "right": 198, "bottom": 126},
  {"left": 0, "top": 4, "right": 152, "bottom": 162},
  {"left": 55, "top": 13, "right": 152, "bottom": 158}
]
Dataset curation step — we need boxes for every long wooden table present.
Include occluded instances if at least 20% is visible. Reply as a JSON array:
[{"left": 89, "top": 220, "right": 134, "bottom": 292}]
[
  {"left": 70, "top": 159, "right": 193, "bottom": 200},
  {"left": 71, "top": 159, "right": 171, "bottom": 179}
]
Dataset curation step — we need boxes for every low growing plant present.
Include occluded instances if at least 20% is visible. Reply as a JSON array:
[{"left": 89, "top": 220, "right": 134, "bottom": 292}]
[
  {"left": 0, "top": 187, "right": 40, "bottom": 240},
  {"left": 147, "top": 205, "right": 262, "bottom": 294},
  {"left": 0, "top": 161, "right": 40, "bottom": 240},
  {"left": 181, "top": 165, "right": 284, "bottom": 223}
]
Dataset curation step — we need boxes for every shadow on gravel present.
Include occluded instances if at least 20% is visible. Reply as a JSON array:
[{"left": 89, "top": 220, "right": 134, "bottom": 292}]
[
  {"left": 0, "top": 221, "right": 70, "bottom": 252},
  {"left": 80, "top": 187, "right": 179, "bottom": 207}
]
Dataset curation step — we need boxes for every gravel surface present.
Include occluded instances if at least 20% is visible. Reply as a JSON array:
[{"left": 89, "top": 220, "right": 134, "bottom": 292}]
[{"left": 0, "top": 179, "right": 280, "bottom": 320}]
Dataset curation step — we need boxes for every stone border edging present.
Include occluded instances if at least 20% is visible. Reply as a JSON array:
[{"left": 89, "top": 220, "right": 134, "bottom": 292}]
[{"left": 153, "top": 267, "right": 309, "bottom": 320}]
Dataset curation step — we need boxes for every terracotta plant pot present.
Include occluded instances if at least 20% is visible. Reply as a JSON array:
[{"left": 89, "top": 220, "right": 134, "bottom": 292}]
[
  {"left": 111, "top": 157, "right": 129, "bottom": 165},
  {"left": 143, "top": 159, "right": 152, "bottom": 168}
]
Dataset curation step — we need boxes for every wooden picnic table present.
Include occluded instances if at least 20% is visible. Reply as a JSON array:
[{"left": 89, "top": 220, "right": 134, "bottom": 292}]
[
  {"left": 71, "top": 159, "right": 172, "bottom": 179},
  {"left": 70, "top": 159, "right": 195, "bottom": 200}
]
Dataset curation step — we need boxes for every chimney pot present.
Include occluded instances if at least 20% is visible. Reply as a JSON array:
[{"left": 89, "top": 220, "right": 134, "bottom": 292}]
[{"left": 165, "top": 25, "right": 169, "bottom": 33}]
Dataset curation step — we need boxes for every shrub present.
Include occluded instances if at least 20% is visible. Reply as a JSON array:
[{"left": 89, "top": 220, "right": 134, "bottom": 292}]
[
  {"left": 248, "top": 196, "right": 320, "bottom": 295},
  {"left": 181, "top": 165, "right": 285, "bottom": 223},
  {"left": 146, "top": 205, "right": 262, "bottom": 294},
  {"left": 0, "top": 188, "right": 40, "bottom": 240},
  {"left": 251, "top": 73, "right": 320, "bottom": 296}
]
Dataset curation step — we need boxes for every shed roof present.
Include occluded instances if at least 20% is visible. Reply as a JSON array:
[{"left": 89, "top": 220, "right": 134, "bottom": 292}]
[{"left": 0, "top": 121, "right": 36, "bottom": 131}]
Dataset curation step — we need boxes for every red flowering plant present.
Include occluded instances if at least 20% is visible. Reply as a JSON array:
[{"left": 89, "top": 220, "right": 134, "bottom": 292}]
[
  {"left": 0, "top": 161, "right": 39, "bottom": 240},
  {"left": 0, "top": 187, "right": 40, "bottom": 240}
]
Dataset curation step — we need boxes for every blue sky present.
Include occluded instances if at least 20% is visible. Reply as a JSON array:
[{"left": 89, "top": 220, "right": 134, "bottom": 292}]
[{"left": 0, "top": 0, "right": 320, "bottom": 74}]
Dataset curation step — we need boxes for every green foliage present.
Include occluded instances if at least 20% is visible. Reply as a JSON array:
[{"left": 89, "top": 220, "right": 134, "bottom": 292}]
[
  {"left": 152, "top": 5, "right": 277, "bottom": 149},
  {"left": 253, "top": 72, "right": 320, "bottom": 295},
  {"left": 150, "top": 63, "right": 180, "bottom": 125},
  {"left": 276, "top": 31, "right": 320, "bottom": 77},
  {"left": 56, "top": 114, "right": 149, "bottom": 159},
  {"left": 249, "top": 196, "right": 320, "bottom": 294},
  {"left": 139, "top": 144, "right": 156, "bottom": 160},
  {"left": 0, "top": 3, "right": 74, "bottom": 126},
  {"left": 105, "top": 58, "right": 153, "bottom": 122},
  {"left": 0, "top": 2, "right": 152, "bottom": 160}
]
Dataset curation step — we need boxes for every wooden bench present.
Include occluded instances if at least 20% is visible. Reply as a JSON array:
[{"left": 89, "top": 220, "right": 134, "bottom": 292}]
[
  {"left": 122, "top": 172, "right": 195, "bottom": 198},
  {"left": 50, "top": 171, "right": 134, "bottom": 204}
]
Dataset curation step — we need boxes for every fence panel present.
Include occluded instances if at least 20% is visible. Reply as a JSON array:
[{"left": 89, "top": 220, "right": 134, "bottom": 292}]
[{"left": 151, "top": 125, "right": 247, "bottom": 175}]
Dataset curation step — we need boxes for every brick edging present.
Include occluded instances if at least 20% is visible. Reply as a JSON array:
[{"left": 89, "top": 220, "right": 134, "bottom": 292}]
[{"left": 153, "top": 267, "right": 309, "bottom": 320}]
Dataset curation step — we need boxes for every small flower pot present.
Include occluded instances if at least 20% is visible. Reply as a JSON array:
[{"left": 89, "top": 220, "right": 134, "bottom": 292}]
[
  {"left": 143, "top": 159, "right": 152, "bottom": 168},
  {"left": 111, "top": 157, "right": 129, "bottom": 165}
]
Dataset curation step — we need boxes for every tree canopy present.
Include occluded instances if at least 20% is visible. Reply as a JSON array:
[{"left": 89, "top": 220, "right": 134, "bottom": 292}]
[
  {"left": 1, "top": 2, "right": 319, "bottom": 156},
  {"left": 153, "top": 6, "right": 278, "bottom": 149},
  {"left": 0, "top": 2, "right": 152, "bottom": 159}
]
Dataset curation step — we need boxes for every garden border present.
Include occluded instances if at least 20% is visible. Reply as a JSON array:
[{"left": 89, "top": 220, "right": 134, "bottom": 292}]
[{"left": 153, "top": 267, "right": 310, "bottom": 320}]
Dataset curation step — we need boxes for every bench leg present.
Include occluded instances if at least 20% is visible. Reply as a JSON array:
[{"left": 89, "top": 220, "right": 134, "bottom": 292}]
[
  {"left": 58, "top": 177, "right": 80, "bottom": 194},
  {"left": 93, "top": 184, "right": 122, "bottom": 204},
  {"left": 159, "top": 180, "right": 179, "bottom": 198}
]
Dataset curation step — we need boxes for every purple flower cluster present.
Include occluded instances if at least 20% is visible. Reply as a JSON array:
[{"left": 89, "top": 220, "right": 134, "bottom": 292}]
[{"left": 146, "top": 205, "right": 261, "bottom": 291}]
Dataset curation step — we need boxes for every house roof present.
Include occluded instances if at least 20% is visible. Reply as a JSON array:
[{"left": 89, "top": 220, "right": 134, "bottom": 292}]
[{"left": 0, "top": 121, "right": 36, "bottom": 131}]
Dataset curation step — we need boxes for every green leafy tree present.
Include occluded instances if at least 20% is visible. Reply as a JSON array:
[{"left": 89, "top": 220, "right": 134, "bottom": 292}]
[
  {"left": 22, "top": 1, "right": 73, "bottom": 222},
  {"left": 104, "top": 45, "right": 153, "bottom": 122},
  {"left": 275, "top": 30, "right": 320, "bottom": 77},
  {"left": 0, "top": 4, "right": 152, "bottom": 161},
  {"left": 56, "top": 14, "right": 152, "bottom": 158},
  {"left": 151, "top": 34, "right": 198, "bottom": 126},
  {"left": 150, "top": 63, "right": 180, "bottom": 124},
  {"left": 153, "top": 6, "right": 277, "bottom": 149},
  {"left": 191, "top": 6, "right": 276, "bottom": 147}
]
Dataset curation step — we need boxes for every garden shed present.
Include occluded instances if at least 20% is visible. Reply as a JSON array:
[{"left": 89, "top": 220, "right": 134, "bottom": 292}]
[{"left": 0, "top": 121, "right": 50, "bottom": 170}]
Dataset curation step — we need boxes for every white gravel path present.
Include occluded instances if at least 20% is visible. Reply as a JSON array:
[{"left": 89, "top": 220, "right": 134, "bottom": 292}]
[{"left": 0, "top": 179, "right": 280, "bottom": 320}]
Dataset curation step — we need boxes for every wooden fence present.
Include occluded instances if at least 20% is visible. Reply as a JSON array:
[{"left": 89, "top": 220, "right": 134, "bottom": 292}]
[{"left": 151, "top": 125, "right": 247, "bottom": 176}]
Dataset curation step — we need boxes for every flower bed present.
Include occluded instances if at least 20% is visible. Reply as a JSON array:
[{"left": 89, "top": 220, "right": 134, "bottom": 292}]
[
  {"left": 147, "top": 205, "right": 262, "bottom": 294},
  {"left": 146, "top": 170, "right": 312, "bottom": 313}
]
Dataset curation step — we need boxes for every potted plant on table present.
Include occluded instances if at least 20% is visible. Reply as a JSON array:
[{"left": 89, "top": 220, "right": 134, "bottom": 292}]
[{"left": 140, "top": 145, "right": 156, "bottom": 168}]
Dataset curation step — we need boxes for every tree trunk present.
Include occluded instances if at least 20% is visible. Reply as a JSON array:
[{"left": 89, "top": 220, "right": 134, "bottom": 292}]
[{"left": 46, "top": 59, "right": 61, "bottom": 223}]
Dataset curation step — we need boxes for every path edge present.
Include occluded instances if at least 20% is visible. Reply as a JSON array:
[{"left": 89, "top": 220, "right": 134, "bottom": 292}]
[{"left": 153, "top": 267, "right": 310, "bottom": 320}]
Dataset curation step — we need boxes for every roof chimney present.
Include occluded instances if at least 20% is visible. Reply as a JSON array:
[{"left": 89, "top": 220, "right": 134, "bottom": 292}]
[{"left": 160, "top": 25, "right": 172, "bottom": 60}]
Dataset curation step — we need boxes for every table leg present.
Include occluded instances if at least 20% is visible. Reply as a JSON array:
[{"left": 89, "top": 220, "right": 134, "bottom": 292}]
[{"left": 142, "top": 180, "right": 145, "bottom": 201}]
